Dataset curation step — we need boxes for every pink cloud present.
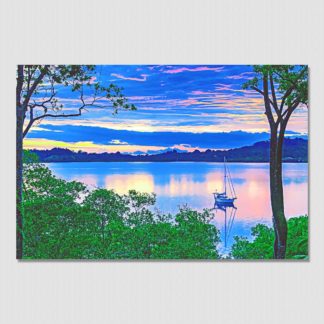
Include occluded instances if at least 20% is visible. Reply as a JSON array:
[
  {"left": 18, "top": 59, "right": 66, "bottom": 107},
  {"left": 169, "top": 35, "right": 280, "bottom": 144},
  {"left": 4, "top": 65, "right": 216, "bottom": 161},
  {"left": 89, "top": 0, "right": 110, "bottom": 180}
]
[
  {"left": 191, "top": 90, "right": 213, "bottom": 95},
  {"left": 163, "top": 66, "right": 224, "bottom": 74},
  {"left": 88, "top": 76, "right": 97, "bottom": 84},
  {"left": 226, "top": 72, "right": 255, "bottom": 80},
  {"left": 111, "top": 73, "right": 148, "bottom": 82},
  {"left": 128, "top": 95, "right": 161, "bottom": 101}
]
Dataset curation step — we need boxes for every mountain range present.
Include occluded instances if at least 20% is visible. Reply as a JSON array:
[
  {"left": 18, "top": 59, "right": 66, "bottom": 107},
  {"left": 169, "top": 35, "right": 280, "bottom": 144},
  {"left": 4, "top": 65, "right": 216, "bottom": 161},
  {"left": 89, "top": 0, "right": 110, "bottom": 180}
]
[{"left": 28, "top": 138, "right": 308, "bottom": 163}]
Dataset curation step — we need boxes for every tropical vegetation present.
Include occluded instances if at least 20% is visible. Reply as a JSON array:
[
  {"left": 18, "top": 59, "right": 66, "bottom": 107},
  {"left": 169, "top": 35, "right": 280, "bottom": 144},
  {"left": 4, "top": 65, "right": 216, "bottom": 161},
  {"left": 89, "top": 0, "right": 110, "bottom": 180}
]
[
  {"left": 22, "top": 151, "right": 308, "bottom": 260},
  {"left": 231, "top": 216, "right": 308, "bottom": 260},
  {"left": 22, "top": 152, "right": 220, "bottom": 259}
]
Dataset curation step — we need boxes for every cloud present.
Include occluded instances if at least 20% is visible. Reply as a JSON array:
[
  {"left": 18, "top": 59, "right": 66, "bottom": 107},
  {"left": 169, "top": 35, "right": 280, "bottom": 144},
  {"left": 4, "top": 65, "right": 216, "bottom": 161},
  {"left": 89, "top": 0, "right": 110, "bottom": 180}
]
[
  {"left": 26, "top": 124, "right": 283, "bottom": 150},
  {"left": 23, "top": 138, "right": 167, "bottom": 154},
  {"left": 111, "top": 73, "right": 148, "bottom": 82},
  {"left": 37, "top": 115, "right": 269, "bottom": 133},
  {"left": 191, "top": 90, "right": 213, "bottom": 95},
  {"left": 28, "top": 126, "right": 64, "bottom": 133},
  {"left": 163, "top": 66, "right": 224, "bottom": 74},
  {"left": 226, "top": 72, "right": 255, "bottom": 80},
  {"left": 109, "top": 139, "right": 128, "bottom": 145},
  {"left": 88, "top": 76, "right": 97, "bottom": 84},
  {"left": 23, "top": 65, "right": 307, "bottom": 136}
]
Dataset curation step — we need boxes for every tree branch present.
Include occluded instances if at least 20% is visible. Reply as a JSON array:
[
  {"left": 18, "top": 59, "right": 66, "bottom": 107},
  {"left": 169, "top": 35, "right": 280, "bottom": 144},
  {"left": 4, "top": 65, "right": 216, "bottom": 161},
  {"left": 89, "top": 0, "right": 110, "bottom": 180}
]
[
  {"left": 281, "top": 99, "right": 301, "bottom": 122},
  {"left": 16, "top": 65, "right": 24, "bottom": 107},
  {"left": 278, "top": 101, "right": 300, "bottom": 148},
  {"left": 23, "top": 105, "right": 86, "bottom": 138},
  {"left": 33, "top": 110, "right": 84, "bottom": 122},
  {"left": 279, "top": 85, "right": 294, "bottom": 112},
  {"left": 250, "top": 86, "right": 264, "bottom": 96},
  {"left": 251, "top": 85, "right": 276, "bottom": 107},
  {"left": 269, "top": 74, "right": 280, "bottom": 117},
  {"left": 29, "top": 81, "right": 56, "bottom": 110},
  {"left": 23, "top": 65, "right": 49, "bottom": 108},
  {"left": 262, "top": 75, "right": 276, "bottom": 129},
  {"left": 23, "top": 108, "right": 34, "bottom": 138}
]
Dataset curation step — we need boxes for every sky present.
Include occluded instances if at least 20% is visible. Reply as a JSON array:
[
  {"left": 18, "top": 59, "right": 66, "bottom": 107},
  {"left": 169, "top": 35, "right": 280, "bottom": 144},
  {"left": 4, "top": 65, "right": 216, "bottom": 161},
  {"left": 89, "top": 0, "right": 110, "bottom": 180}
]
[{"left": 24, "top": 65, "right": 308, "bottom": 154}]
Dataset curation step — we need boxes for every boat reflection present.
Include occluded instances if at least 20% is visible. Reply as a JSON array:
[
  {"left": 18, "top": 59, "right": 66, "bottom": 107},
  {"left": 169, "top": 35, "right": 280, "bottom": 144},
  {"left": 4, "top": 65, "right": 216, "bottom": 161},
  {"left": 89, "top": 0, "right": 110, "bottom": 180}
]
[{"left": 214, "top": 202, "right": 238, "bottom": 248}]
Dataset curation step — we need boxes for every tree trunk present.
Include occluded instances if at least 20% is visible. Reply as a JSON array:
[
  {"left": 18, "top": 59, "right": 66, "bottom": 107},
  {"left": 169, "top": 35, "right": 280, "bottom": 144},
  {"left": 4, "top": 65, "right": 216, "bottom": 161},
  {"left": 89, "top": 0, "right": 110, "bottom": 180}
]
[
  {"left": 269, "top": 129, "right": 287, "bottom": 259},
  {"left": 16, "top": 104, "right": 24, "bottom": 259}
]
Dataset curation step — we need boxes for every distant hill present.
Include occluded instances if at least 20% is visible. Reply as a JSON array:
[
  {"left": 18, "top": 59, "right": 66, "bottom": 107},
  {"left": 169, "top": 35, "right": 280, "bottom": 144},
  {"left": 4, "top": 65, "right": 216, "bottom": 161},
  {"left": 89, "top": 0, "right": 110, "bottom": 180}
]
[{"left": 28, "top": 138, "right": 308, "bottom": 163}]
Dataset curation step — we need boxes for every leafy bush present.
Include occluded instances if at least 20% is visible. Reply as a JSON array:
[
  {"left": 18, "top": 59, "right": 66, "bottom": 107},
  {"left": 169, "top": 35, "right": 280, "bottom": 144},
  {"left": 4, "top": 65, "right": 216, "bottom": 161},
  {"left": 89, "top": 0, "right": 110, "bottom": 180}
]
[
  {"left": 230, "top": 216, "right": 308, "bottom": 260},
  {"left": 22, "top": 161, "right": 220, "bottom": 259},
  {"left": 22, "top": 155, "right": 307, "bottom": 260}
]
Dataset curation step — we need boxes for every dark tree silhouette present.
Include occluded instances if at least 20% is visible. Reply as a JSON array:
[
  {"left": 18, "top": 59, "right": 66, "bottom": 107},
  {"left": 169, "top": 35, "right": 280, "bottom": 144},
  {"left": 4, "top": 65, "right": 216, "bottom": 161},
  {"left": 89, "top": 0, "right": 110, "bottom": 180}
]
[
  {"left": 243, "top": 65, "right": 308, "bottom": 258},
  {"left": 16, "top": 65, "right": 136, "bottom": 258}
]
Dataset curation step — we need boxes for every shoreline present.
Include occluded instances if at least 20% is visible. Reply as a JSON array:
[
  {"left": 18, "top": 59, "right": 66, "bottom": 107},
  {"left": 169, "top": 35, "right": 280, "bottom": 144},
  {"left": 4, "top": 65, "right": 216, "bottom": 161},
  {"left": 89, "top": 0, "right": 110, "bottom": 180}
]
[{"left": 42, "top": 160, "right": 308, "bottom": 164}]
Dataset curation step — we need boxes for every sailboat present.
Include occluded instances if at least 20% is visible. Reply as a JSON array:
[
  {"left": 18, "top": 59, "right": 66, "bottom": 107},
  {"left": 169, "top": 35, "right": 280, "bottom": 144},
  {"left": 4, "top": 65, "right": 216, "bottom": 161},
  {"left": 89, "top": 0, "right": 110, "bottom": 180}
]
[{"left": 213, "top": 157, "right": 237, "bottom": 205}]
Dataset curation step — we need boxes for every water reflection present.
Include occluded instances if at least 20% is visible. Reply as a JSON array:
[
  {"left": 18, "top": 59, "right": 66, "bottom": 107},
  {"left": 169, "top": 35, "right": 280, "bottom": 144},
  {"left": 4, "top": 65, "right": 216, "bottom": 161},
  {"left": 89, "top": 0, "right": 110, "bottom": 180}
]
[
  {"left": 214, "top": 202, "right": 237, "bottom": 252},
  {"left": 105, "top": 174, "right": 154, "bottom": 194}
]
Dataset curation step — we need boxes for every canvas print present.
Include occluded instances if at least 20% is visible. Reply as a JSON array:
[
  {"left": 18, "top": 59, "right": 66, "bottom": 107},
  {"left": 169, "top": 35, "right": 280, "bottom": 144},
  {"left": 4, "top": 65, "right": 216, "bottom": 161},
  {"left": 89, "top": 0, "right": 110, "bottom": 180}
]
[{"left": 16, "top": 65, "right": 308, "bottom": 260}]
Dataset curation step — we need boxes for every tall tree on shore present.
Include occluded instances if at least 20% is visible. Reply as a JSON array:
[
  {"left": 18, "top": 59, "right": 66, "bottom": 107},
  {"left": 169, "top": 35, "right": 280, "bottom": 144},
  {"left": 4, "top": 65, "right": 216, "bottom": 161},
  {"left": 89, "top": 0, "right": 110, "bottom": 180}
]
[
  {"left": 243, "top": 65, "right": 308, "bottom": 258},
  {"left": 16, "top": 65, "right": 136, "bottom": 259}
]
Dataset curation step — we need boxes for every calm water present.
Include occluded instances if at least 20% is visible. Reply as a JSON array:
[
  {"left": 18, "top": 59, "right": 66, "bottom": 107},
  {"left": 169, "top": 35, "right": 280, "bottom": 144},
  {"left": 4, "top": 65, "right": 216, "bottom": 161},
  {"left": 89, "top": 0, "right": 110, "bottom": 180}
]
[{"left": 47, "top": 162, "right": 308, "bottom": 254}]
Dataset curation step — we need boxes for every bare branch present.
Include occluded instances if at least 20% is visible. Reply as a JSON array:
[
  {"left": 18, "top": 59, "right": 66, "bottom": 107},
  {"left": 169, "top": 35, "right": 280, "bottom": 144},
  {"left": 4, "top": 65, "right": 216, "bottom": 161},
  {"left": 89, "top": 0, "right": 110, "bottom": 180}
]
[
  {"left": 32, "top": 107, "right": 85, "bottom": 122},
  {"left": 23, "top": 108, "right": 34, "bottom": 137},
  {"left": 251, "top": 85, "right": 276, "bottom": 108},
  {"left": 251, "top": 86, "right": 264, "bottom": 96},
  {"left": 278, "top": 101, "right": 301, "bottom": 146},
  {"left": 23, "top": 65, "right": 49, "bottom": 108},
  {"left": 279, "top": 85, "right": 294, "bottom": 112},
  {"left": 29, "top": 80, "right": 57, "bottom": 110},
  {"left": 281, "top": 99, "right": 301, "bottom": 121}
]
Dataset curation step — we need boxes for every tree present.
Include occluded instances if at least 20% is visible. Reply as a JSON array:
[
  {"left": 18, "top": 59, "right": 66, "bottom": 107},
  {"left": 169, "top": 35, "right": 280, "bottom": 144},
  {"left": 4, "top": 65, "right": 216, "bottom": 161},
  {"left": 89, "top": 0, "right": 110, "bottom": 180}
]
[
  {"left": 83, "top": 189, "right": 127, "bottom": 244},
  {"left": 243, "top": 65, "right": 308, "bottom": 258},
  {"left": 16, "top": 65, "right": 136, "bottom": 258},
  {"left": 22, "top": 159, "right": 221, "bottom": 259},
  {"left": 230, "top": 216, "right": 308, "bottom": 260}
]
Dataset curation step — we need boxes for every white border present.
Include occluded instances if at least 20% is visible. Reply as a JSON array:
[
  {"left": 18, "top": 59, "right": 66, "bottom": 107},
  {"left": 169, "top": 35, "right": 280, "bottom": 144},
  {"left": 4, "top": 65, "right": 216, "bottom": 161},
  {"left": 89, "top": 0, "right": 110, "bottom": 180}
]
[{"left": 1, "top": 1, "right": 324, "bottom": 323}]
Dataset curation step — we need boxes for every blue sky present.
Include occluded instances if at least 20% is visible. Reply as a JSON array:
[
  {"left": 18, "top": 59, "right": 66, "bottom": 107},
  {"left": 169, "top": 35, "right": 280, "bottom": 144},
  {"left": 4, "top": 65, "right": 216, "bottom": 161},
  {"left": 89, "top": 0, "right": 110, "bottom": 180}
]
[{"left": 24, "top": 65, "right": 308, "bottom": 153}]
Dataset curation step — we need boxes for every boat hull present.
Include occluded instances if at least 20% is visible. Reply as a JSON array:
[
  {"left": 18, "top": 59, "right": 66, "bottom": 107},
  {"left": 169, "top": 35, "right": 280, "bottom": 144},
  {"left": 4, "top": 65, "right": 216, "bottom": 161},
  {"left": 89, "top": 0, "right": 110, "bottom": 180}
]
[
  {"left": 213, "top": 193, "right": 236, "bottom": 205},
  {"left": 216, "top": 197, "right": 236, "bottom": 204}
]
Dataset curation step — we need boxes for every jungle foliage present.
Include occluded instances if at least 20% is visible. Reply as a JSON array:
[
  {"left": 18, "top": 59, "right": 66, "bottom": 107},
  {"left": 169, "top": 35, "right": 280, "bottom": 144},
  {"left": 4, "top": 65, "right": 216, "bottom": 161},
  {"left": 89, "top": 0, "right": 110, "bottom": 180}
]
[
  {"left": 230, "top": 216, "right": 308, "bottom": 260},
  {"left": 22, "top": 153, "right": 220, "bottom": 259},
  {"left": 22, "top": 151, "right": 308, "bottom": 260}
]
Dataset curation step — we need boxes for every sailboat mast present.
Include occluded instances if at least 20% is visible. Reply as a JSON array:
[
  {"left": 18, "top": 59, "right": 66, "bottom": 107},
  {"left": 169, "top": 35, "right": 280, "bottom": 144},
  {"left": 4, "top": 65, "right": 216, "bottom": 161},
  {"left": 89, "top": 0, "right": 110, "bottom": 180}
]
[
  {"left": 224, "top": 206, "right": 227, "bottom": 247},
  {"left": 224, "top": 156, "right": 226, "bottom": 195}
]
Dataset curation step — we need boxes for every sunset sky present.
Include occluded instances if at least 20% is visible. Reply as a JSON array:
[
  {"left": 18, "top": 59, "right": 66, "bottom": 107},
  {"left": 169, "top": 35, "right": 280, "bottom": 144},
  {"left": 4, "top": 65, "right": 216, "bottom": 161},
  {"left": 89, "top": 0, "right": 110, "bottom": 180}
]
[{"left": 24, "top": 65, "right": 308, "bottom": 154}]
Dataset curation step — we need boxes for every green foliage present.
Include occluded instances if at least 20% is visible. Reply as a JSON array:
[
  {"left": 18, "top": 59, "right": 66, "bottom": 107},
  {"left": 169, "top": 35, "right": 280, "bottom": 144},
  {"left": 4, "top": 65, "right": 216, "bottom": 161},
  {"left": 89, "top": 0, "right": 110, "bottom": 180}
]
[
  {"left": 242, "top": 65, "right": 308, "bottom": 107},
  {"left": 22, "top": 160, "right": 308, "bottom": 260},
  {"left": 286, "top": 216, "right": 308, "bottom": 259},
  {"left": 23, "top": 150, "right": 39, "bottom": 164},
  {"left": 123, "top": 190, "right": 156, "bottom": 226},
  {"left": 230, "top": 216, "right": 308, "bottom": 260},
  {"left": 230, "top": 224, "right": 274, "bottom": 259},
  {"left": 22, "top": 162, "right": 220, "bottom": 259}
]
